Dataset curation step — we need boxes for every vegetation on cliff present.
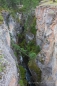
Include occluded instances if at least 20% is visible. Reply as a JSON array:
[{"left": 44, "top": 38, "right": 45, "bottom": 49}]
[
  {"left": 0, "top": 0, "right": 40, "bottom": 10},
  {"left": 19, "top": 66, "right": 27, "bottom": 86}
]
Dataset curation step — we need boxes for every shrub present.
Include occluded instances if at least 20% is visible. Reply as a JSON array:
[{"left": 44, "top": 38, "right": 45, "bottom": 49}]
[
  {"left": 19, "top": 66, "right": 27, "bottom": 86},
  {"left": 19, "top": 80, "right": 24, "bottom": 86},
  {"left": 29, "top": 52, "right": 37, "bottom": 60}
]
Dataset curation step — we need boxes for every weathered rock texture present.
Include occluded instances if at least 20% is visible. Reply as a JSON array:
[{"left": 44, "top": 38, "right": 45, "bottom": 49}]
[
  {"left": 35, "top": 6, "right": 57, "bottom": 86},
  {"left": 0, "top": 16, "right": 18, "bottom": 86}
]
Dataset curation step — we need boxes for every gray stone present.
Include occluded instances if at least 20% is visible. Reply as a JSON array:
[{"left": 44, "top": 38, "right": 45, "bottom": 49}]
[
  {"left": 25, "top": 32, "right": 34, "bottom": 43},
  {"left": 45, "top": 10, "right": 55, "bottom": 25},
  {"left": 36, "top": 38, "right": 42, "bottom": 46},
  {"left": 0, "top": 20, "right": 18, "bottom": 86},
  {"left": 35, "top": 6, "right": 57, "bottom": 86},
  {"left": 45, "top": 29, "right": 52, "bottom": 37}
]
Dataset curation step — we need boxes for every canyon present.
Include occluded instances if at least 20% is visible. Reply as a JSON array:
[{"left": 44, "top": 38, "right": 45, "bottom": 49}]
[{"left": 0, "top": 2, "right": 57, "bottom": 86}]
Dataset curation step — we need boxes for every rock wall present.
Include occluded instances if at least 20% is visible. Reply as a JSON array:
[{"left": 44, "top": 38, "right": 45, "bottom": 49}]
[
  {"left": 0, "top": 14, "right": 18, "bottom": 86},
  {"left": 35, "top": 6, "right": 57, "bottom": 86},
  {"left": 2, "top": 11, "right": 23, "bottom": 43}
]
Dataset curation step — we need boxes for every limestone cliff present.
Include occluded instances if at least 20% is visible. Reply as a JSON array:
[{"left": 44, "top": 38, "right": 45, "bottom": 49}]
[
  {"left": 35, "top": 6, "right": 57, "bottom": 86},
  {"left": 0, "top": 12, "right": 18, "bottom": 86}
]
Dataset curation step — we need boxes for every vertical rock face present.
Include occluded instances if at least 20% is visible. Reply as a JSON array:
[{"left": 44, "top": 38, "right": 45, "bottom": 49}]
[
  {"left": 0, "top": 16, "right": 18, "bottom": 86},
  {"left": 35, "top": 6, "right": 57, "bottom": 86},
  {"left": 2, "top": 11, "right": 23, "bottom": 43}
]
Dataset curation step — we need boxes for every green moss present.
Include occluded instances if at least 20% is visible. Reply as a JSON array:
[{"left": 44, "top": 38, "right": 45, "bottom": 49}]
[
  {"left": 0, "top": 63, "right": 3, "bottom": 72},
  {"left": 0, "top": 13, "right": 3, "bottom": 24},
  {"left": 0, "top": 55, "right": 3, "bottom": 58},
  {"left": 19, "top": 80, "right": 24, "bottom": 86},
  {"left": 28, "top": 60, "right": 41, "bottom": 82},
  {"left": 0, "top": 55, "right": 6, "bottom": 73},
  {"left": 19, "top": 66, "right": 27, "bottom": 86}
]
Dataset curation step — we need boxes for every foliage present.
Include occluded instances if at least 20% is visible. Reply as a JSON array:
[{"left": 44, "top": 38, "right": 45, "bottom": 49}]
[
  {"left": 21, "top": 48, "right": 27, "bottom": 55},
  {"left": 11, "top": 40, "right": 40, "bottom": 60},
  {"left": 30, "top": 17, "right": 37, "bottom": 34},
  {"left": 0, "top": 0, "right": 40, "bottom": 10},
  {"left": 14, "top": 52, "right": 18, "bottom": 57},
  {"left": 24, "top": 15, "right": 37, "bottom": 35},
  {"left": 29, "top": 52, "right": 37, "bottom": 60},
  {"left": 20, "top": 0, "right": 40, "bottom": 12},
  {"left": 17, "top": 16, "right": 40, "bottom": 58},
  {"left": 19, "top": 66, "right": 27, "bottom": 86},
  {"left": 26, "top": 40, "right": 40, "bottom": 54},
  {"left": 19, "top": 80, "right": 24, "bottom": 86},
  {"left": 12, "top": 41, "right": 27, "bottom": 55},
  {"left": 12, "top": 42, "right": 20, "bottom": 51},
  {"left": 18, "top": 7, "right": 26, "bottom": 12}
]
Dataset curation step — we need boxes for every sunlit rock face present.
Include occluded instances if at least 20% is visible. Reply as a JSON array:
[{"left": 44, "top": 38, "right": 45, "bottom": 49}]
[
  {"left": 0, "top": 19, "right": 18, "bottom": 86},
  {"left": 35, "top": 6, "right": 57, "bottom": 86}
]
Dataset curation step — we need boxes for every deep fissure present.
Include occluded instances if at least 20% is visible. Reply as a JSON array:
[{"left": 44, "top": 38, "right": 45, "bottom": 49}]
[{"left": 13, "top": 22, "right": 41, "bottom": 86}]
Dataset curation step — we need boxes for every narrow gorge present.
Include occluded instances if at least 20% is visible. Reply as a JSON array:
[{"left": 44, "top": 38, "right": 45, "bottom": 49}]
[{"left": 0, "top": 0, "right": 57, "bottom": 86}]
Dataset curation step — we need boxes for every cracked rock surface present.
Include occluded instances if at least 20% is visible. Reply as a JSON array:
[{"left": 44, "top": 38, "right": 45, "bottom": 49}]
[
  {"left": 0, "top": 22, "right": 18, "bottom": 86},
  {"left": 35, "top": 6, "right": 57, "bottom": 86}
]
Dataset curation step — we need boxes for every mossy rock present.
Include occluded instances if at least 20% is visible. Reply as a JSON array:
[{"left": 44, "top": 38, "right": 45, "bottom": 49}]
[
  {"left": 0, "top": 63, "right": 4, "bottom": 72},
  {"left": 28, "top": 60, "right": 41, "bottom": 82},
  {"left": 0, "top": 55, "right": 6, "bottom": 73},
  {"left": 0, "top": 13, "right": 3, "bottom": 24}
]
